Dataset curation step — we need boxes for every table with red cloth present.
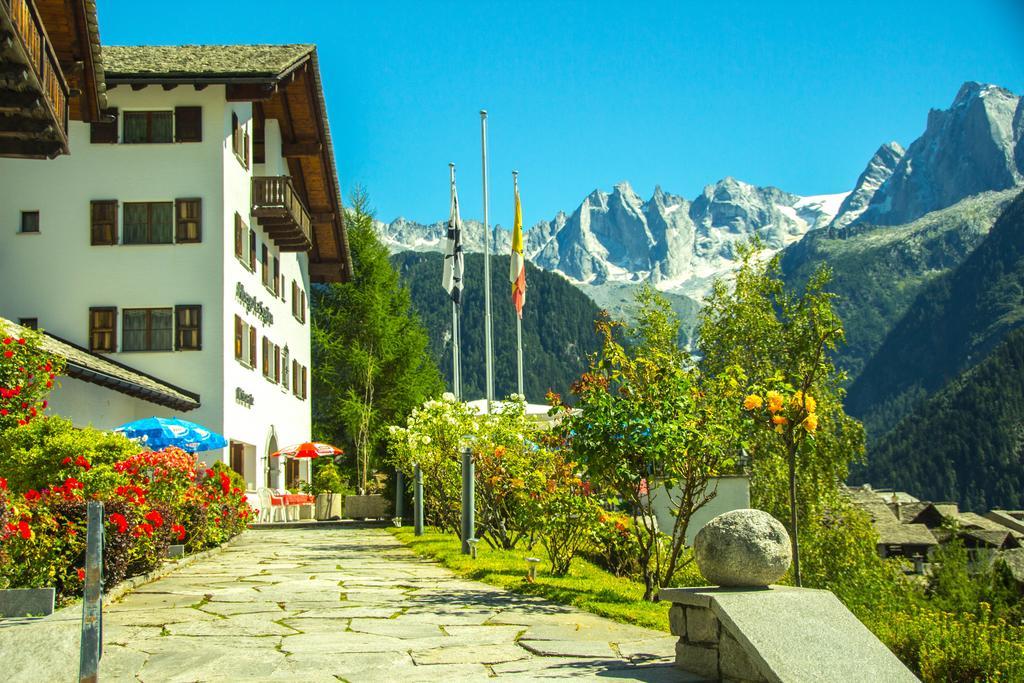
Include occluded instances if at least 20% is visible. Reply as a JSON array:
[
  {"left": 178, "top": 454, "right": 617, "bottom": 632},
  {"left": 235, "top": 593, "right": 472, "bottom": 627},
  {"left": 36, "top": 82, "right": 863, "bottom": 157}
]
[{"left": 269, "top": 493, "right": 315, "bottom": 521}]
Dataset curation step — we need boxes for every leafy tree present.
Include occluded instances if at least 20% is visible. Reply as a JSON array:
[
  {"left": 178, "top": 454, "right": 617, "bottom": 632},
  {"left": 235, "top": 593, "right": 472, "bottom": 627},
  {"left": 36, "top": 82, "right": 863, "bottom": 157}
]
[
  {"left": 560, "top": 285, "right": 742, "bottom": 600},
  {"left": 698, "top": 244, "right": 865, "bottom": 585},
  {"left": 312, "top": 189, "right": 444, "bottom": 492}
]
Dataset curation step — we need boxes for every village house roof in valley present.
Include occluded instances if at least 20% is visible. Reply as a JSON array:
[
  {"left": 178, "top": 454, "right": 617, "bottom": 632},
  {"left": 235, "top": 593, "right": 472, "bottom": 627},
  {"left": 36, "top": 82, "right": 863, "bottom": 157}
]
[{"left": 102, "top": 43, "right": 352, "bottom": 283}]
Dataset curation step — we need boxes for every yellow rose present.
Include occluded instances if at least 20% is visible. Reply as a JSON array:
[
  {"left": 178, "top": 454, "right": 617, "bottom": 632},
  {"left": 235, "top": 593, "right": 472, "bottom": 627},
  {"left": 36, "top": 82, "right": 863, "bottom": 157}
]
[
  {"left": 766, "top": 391, "right": 784, "bottom": 414},
  {"left": 792, "top": 391, "right": 817, "bottom": 413},
  {"left": 771, "top": 414, "right": 788, "bottom": 426},
  {"left": 743, "top": 394, "right": 763, "bottom": 411},
  {"left": 803, "top": 414, "right": 818, "bottom": 433}
]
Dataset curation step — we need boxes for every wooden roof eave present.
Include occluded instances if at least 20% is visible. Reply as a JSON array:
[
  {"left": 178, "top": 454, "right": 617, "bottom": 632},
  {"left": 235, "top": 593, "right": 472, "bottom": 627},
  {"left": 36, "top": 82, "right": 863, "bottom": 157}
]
[{"left": 72, "top": 0, "right": 106, "bottom": 121}]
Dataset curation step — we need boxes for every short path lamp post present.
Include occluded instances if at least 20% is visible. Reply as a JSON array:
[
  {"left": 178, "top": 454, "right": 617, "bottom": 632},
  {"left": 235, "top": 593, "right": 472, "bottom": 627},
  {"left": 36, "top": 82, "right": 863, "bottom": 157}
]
[
  {"left": 460, "top": 446, "right": 475, "bottom": 555},
  {"left": 413, "top": 464, "right": 424, "bottom": 536},
  {"left": 394, "top": 470, "right": 405, "bottom": 525},
  {"left": 466, "top": 538, "right": 479, "bottom": 559},
  {"left": 526, "top": 557, "right": 541, "bottom": 582}
]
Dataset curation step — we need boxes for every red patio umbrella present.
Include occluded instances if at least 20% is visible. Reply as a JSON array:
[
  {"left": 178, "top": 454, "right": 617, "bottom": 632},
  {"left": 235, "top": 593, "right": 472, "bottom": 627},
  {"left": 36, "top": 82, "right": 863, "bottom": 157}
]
[{"left": 271, "top": 442, "right": 344, "bottom": 459}]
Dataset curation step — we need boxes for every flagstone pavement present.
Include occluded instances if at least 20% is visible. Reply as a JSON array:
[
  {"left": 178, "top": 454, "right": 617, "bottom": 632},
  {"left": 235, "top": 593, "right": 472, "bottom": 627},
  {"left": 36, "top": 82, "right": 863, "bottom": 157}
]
[{"left": 0, "top": 527, "right": 700, "bottom": 682}]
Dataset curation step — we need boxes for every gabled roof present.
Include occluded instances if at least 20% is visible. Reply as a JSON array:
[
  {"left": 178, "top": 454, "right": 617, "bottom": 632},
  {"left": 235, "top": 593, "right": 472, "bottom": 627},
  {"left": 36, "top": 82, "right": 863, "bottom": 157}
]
[
  {"left": 102, "top": 44, "right": 314, "bottom": 80},
  {"left": 101, "top": 43, "right": 352, "bottom": 283},
  {"left": 1, "top": 319, "right": 199, "bottom": 412},
  {"left": 847, "top": 489, "right": 938, "bottom": 547}
]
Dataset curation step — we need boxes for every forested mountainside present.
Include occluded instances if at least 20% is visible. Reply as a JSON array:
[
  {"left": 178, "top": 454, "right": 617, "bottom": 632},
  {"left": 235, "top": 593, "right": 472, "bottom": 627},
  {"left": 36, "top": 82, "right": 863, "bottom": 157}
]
[
  {"left": 780, "top": 190, "right": 1019, "bottom": 382},
  {"left": 391, "top": 251, "right": 602, "bottom": 403},
  {"left": 866, "top": 326, "right": 1024, "bottom": 511},
  {"left": 847, "top": 189, "right": 1024, "bottom": 444}
]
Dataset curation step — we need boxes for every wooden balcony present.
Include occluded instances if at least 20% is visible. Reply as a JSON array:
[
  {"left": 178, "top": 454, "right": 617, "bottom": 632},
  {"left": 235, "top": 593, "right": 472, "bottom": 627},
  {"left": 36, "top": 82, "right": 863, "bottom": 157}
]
[
  {"left": 251, "top": 176, "right": 313, "bottom": 252},
  {"left": 0, "top": 0, "right": 69, "bottom": 158}
]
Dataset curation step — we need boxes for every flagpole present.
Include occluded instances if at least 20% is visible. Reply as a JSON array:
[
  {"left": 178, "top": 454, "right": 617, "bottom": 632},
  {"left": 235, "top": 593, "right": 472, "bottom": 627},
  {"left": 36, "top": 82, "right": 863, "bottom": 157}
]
[
  {"left": 449, "top": 162, "right": 462, "bottom": 401},
  {"left": 480, "top": 110, "right": 494, "bottom": 414},
  {"left": 513, "top": 170, "right": 524, "bottom": 398}
]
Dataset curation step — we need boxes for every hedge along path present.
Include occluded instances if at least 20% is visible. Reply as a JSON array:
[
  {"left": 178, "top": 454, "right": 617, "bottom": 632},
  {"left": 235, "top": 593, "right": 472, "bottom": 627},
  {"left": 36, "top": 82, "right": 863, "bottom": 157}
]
[{"left": 0, "top": 527, "right": 694, "bottom": 681}]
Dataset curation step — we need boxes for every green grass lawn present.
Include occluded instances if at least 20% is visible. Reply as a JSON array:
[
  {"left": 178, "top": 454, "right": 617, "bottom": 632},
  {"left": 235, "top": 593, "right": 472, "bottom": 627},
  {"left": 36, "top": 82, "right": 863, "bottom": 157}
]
[{"left": 388, "top": 527, "right": 674, "bottom": 631}]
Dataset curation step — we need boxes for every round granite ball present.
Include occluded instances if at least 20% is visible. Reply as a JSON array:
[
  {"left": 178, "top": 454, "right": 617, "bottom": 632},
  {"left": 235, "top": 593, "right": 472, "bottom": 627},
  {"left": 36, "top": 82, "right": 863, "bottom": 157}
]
[{"left": 694, "top": 509, "right": 791, "bottom": 587}]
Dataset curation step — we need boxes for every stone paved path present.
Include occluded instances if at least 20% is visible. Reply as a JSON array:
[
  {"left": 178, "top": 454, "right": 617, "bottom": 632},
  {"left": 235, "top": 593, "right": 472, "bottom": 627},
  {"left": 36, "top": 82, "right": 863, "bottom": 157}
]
[{"left": 0, "top": 527, "right": 696, "bottom": 682}]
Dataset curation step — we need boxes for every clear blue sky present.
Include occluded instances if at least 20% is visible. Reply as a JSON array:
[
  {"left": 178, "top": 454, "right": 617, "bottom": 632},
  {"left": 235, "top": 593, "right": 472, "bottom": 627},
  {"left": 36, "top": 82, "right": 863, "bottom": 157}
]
[{"left": 100, "top": 1, "right": 1024, "bottom": 228}]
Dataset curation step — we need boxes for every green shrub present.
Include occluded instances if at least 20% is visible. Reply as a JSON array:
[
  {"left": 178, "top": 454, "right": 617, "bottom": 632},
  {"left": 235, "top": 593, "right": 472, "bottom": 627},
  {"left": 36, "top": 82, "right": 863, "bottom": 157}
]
[
  {"left": 0, "top": 416, "right": 140, "bottom": 494},
  {"left": 311, "top": 462, "right": 348, "bottom": 495}
]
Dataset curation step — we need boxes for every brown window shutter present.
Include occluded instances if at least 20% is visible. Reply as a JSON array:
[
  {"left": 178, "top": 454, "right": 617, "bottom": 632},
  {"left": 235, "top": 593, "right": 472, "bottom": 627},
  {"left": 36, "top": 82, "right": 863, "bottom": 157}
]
[
  {"left": 175, "top": 198, "right": 202, "bottom": 243},
  {"left": 88, "top": 306, "right": 116, "bottom": 352},
  {"left": 90, "top": 108, "right": 118, "bottom": 143},
  {"left": 175, "top": 305, "right": 201, "bottom": 350},
  {"left": 234, "top": 315, "right": 243, "bottom": 359},
  {"left": 90, "top": 200, "right": 118, "bottom": 245},
  {"left": 174, "top": 106, "right": 202, "bottom": 142},
  {"left": 249, "top": 229, "right": 257, "bottom": 271},
  {"left": 244, "top": 130, "right": 251, "bottom": 168},
  {"left": 234, "top": 213, "right": 244, "bottom": 260},
  {"left": 249, "top": 327, "right": 257, "bottom": 369}
]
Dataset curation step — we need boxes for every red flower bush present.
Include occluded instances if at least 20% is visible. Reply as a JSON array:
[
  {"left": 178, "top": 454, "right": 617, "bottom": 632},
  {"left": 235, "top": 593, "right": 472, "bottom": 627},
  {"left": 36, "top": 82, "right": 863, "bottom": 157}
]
[{"left": 0, "top": 445, "right": 253, "bottom": 604}]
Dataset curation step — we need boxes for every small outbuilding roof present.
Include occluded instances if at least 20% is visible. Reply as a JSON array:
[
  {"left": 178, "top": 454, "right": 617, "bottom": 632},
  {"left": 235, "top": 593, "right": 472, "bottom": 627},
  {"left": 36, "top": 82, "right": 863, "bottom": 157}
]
[{"left": 1, "top": 319, "right": 199, "bottom": 412}]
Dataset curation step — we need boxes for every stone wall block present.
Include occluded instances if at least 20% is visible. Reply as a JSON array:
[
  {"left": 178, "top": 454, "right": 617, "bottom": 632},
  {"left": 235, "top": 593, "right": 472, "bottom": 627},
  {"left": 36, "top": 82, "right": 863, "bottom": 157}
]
[
  {"left": 720, "top": 629, "right": 765, "bottom": 682},
  {"left": 676, "top": 641, "right": 718, "bottom": 679},
  {"left": 686, "top": 606, "right": 719, "bottom": 644},
  {"left": 668, "top": 604, "right": 686, "bottom": 637}
]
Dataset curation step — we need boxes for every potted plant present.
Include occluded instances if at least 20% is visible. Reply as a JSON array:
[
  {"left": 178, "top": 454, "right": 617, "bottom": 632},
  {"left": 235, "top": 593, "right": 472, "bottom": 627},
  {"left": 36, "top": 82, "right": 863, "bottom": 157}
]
[{"left": 311, "top": 463, "right": 346, "bottom": 520}]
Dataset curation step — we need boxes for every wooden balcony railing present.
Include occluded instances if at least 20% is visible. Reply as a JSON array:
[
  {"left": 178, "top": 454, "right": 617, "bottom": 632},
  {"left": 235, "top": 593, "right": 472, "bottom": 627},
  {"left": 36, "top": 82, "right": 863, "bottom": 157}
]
[
  {"left": 251, "top": 176, "right": 313, "bottom": 252},
  {"left": 0, "top": 0, "right": 70, "bottom": 157}
]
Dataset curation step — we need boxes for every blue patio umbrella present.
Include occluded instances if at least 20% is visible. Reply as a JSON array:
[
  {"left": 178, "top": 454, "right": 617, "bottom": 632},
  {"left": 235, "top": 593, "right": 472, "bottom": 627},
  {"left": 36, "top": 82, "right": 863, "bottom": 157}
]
[{"left": 114, "top": 417, "right": 228, "bottom": 453}]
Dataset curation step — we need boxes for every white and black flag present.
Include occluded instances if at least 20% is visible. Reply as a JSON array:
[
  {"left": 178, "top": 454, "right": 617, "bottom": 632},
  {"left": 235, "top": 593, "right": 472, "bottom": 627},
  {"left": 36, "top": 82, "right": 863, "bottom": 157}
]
[{"left": 442, "top": 170, "right": 465, "bottom": 305}]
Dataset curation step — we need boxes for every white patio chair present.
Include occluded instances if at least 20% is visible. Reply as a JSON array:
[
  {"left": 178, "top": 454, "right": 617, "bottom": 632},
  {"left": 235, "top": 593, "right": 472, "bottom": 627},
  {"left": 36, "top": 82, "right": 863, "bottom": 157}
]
[{"left": 257, "top": 487, "right": 285, "bottom": 523}]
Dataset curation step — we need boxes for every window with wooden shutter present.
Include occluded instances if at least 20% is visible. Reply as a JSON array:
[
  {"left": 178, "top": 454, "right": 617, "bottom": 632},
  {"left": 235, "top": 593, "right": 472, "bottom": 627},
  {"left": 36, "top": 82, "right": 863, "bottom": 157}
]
[
  {"left": 292, "top": 359, "right": 299, "bottom": 396},
  {"left": 261, "top": 244, "right": 269, "bottom": 288},
  {"left": 272, "top": 257, "right": 280, "bottom": 296},
  {"left": 230, "top": 442, "right": 245, "bottom": 478},
  {"left": 301, "top": 365, "right": 308, "bottom": 400},
  {"left": 122, "top": 308, "right": 173, "bottom": 352},
  {"left": 175, "top": 305, "right": 201, "bottom": 350},
  {"left": 124, "top": 202, "right": 173, "bottom": 244},
  {"left": 123, "top": 111, "right": 173, "bottom": 144},
  {"left": 274, "top": 344, "right": 281, "bottom": 383},
  {"left": 248, "top": 229, "right": 257, "bottom": 271},
  {"left": 291, "top": 281, "right": 298, "bottom": 316},
  {"left": 248, "top": 326, "right": 257, "bottom": 369},
  {"left": 234, "top": 213, "right": 244, "bottom": 261},
  {"left": 89, "top": 307, "right": 116, "bottom": 352},
  {"left": 261, "top": 337, "right": 270, "bottom": 379},
  {"left": 174, "top": 106, "right": 202, "bottom": 142},
  {"left": 300, "top": 290, "right": 307, "bottom": 323},
  {"left": 90, "top": 200, "right": 118, "bottom": 245},
  {"left": 175, "top": 198, "right": 202, "bottom": 243},
  {"left": 90, "top": 108, "right": 118, "bottom": 143},
  {"left": 234, "top": 315, "right": 244, "bottom": 362},
  {"left": 231, "top": 112, "right": 249, "bottom": 167}
]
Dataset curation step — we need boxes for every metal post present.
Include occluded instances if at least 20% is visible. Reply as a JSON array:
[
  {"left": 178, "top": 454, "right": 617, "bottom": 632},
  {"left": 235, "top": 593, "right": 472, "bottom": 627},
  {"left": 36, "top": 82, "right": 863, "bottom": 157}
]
[
  {"left": 480, "top": 110, "right": 494, "bottom": 414},
  {"left": 461, "top": 447, "right": 475, "bottom": 554},
  {"left": 79, "top": 501, "right": 103, "bottom": 683},
  {"left": 513, "top": 170, "right": 525, "bottom": 398},
  {"left": 395, "top": 470, "right": 405, "bottom": 523},
  {"left": 413, "top": 464, "right": 424, "bottom": 536},
  {"left": 449, "top": 163, "right": 462, "bottom": 401}
]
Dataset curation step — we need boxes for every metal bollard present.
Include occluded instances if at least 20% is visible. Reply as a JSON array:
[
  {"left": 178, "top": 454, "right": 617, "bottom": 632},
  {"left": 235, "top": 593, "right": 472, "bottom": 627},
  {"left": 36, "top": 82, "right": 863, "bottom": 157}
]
[
  {"left": 461, "top": 447, "right": 475, "bottom": 554},
  {"left": 79, "top": 501, "right": 104, "bottom": 682},
  {"left": 413, "top": 464, "right": 424, "bottom": 536}
]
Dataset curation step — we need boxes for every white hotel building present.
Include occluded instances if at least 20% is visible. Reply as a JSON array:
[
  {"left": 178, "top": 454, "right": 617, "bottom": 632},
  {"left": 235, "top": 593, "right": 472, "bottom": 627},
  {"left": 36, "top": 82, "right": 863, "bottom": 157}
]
[{"left": 0, "top": 44, "right": 352, "bottom": 493}]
